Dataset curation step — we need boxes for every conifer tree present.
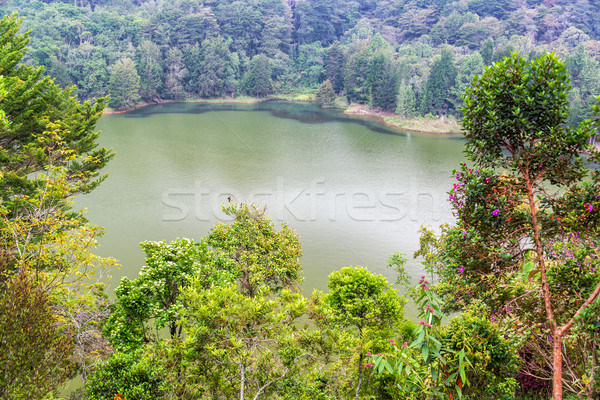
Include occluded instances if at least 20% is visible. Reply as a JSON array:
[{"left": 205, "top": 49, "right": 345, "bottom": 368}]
[
  {"left": 420, "top": 47, "right": 458, "bottom": 116},
  {"left": 108, "top": 58, "right": 141, "bottom": 111}
]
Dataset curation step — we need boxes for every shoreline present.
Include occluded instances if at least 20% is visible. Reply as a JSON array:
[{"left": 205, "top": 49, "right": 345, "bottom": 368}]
[
  {"left": 103, "top": 97, "right": 462, "bottom": 135},
  {"left": 342, "top": 103, "right": 461, "bottom": 135}
]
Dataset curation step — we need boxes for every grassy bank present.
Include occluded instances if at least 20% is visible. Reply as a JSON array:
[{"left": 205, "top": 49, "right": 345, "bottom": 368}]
[
  {"left": 343, "top": 102, "right": 461, "bottom": 134},
  {"left": 382, "top": 115, "right": 461, "bottom": 134}
]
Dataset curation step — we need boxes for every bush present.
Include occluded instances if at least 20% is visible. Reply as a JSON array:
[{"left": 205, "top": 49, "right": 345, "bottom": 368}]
[{"left": 441, "top": 301, "right": 519, "bottom": 399}]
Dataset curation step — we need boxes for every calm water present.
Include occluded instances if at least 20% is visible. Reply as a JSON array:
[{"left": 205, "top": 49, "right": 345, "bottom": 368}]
[{"left": 76, "top": 101, "right": 465, "bottom": 296}]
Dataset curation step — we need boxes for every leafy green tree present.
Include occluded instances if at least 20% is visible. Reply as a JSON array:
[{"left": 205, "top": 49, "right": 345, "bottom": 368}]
[
  {"left": 449, "top": 51, "right": 484, "bottom": 112},
  {"left": 207, "top": 202, "right": 302, "bottom": 297},
  {"left": 324, "top": 266, "right": 405, "bottom": 400},
  {"left": 104, "top": 238, "right": 235, "bottom": 349},
  {"left": 77, "top": 54, "right": 110, "bottom": 100},
  {"left": 0, "top": 270, "right": 74, "bottom": 399},
  {"left": 434, "top": 52, "right": 600, "bottom": 399},
  {"left": 215, "top": 1, "right": 263, "bottom": 58},
  {"left": 566, "top": 45, "right": 600, "bottom": 124},
  {"left": 108, "top": 57, "right": 141, "bottom": 111},
  {"left": 0, "top": 14, "right": 113, "bottom": 226},
  {"left": 315, "top": 79, "right": 336, "bottom": 104},
  {"left": 292, "top": 0, "right": 349, "bottom": 45},
  {"left": 242, "top": 54, "right": 274, "bottom": 97},
  {"left": 295, "top": 41, "right": 326, "bottom": 88},
  {"left": 85, "top": 348, "right": 167, "bottom": 400},
  {"left": 182, "top": 284, "right": 309, "bottom": 399},
  {"left": 324, "top": 42, "right": 345, "bottom": 94},
  {"left": 371, "top": 278, "right": 518, "bottom": 399},
  {"left": 344, "top": 34, "right": 398, "bottom": 110},
  {"left": 371, "top": 54, "right": 399, "bottom": 112},
  {"left": 480, "top": 37, "right": 494, "bottom": 65}
]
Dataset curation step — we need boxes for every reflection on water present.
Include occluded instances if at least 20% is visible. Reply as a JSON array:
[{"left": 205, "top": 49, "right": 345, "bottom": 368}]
[{"left": 125, "top": 100, "right": 421, "bottom": 136}]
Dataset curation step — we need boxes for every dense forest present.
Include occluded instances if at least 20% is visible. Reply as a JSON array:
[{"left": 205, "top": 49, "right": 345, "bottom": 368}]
[
  {"left": 2, "top": 1, "right": 600, "bottom": 399},
  {"left": 2, "top": 0, "right": 600, "bottom": 123}
]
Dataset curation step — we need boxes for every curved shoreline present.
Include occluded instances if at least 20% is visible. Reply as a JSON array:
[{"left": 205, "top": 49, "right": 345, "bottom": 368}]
[{"left": 103, "top": 97, "right": 462, "bottom": 135}]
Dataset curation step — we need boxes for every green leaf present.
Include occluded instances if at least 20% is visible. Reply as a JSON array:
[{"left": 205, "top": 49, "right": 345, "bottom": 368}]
[{"left": 422, "top": 344, "right": 430, "bottom": 362}]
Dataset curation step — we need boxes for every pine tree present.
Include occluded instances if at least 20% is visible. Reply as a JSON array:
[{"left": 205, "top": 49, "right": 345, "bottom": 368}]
[
  {"left": 420, "top": 47, "right": 458, "bottom": 116},
  {"left": 108, "top": 58, "right": 142, "bottom": 111},
  {"left": 136, "top": 40, "right": 164, "bottom": 101},
  {"left": 396, "top": 80, "right": 417, "bottom": 117},
  {"left": 315, "top": 79, "right": 336, "bottom": 104}
]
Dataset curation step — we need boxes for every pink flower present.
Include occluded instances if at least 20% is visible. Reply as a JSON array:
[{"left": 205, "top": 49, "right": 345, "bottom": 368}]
[
  {"left": 417, "top": 321, "right": 433, "bottom": 328},
  {"left": 585, "top": 203, "right": 593, "bottom": 213},
  {"left": 365, "top": 352, "right": 372, "bottom": 357},
  {"left": 493, "top": 209, "right": 499, "bottom": 216},
  {"left": 402, "top": 342, "right": 408, "bottom": 348},
  {"left": 388, "top": 339, "right": 396, "bottom": 345},
  {"left": 364, "top": 363, "right": 374, "bottom": 368}
]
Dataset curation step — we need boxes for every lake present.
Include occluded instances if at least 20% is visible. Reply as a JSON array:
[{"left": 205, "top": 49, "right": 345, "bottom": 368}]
[{"left": 76, "top": 100, "right": 465, "bottom": 297}]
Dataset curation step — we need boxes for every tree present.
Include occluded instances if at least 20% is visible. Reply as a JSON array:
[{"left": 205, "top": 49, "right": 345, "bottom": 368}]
[
  {"left": 242, "top": 54, "right": 274, "bottom": 97},
  {"left": 566, "top": 45, "right": 600, "bottom": 125},
  {"left": 207, "top": 202, "right": 302, "bottom": 297},
  {"left": 0, "top": 14, "right": 115, "bottom": 394},
  {"left": 420, "top": 47, "right": 458, "bottom": 116},
  {"left": 108, "top": 57, "right": 141, "bottom": 111},
  {"left": 449, "top": 51, "right": 484, "bottom": 112},
  {"left": 315, "top": 79, "right": 336, "bottom": 105},
  {"left": 0, "top": 14, "right": 113, "bottom": 227},
  {"left": 163, "top": 46, "right": 187, "bottom": 100},
  {"left": 183, "top": 284, "right": 309, "bottom": 399},
  {"left": 396, "top": 80, "right": 417, "bottom": 117},
  {"left": 324, "top": 42, "right": 345, "bottom": 94},
  {"left": 196, "top": 36, "right": 239, "bottom": 98},
  {"left": 371, "top": 55, "right": 399, "bottom": 112},
  {"left": 85, "top": 348, "right": 167, "bottom": 400},
  {"left": 0, "top": 270, "right": 74, "bottom": 399},
  {"left": 323, "top": 266, "right": 405, "bottom": 400},
  {"left": 136, "top": 40, "right": 164, "bottom": 102},
  {"left": 480, "top": 37, "right": 494, "bottom": 65},
  {"left": 434, "top": 52, "right": 600, "bottom": 399},
  {"left": 103, "top": 238, "right": 233, "bottom": 349}
]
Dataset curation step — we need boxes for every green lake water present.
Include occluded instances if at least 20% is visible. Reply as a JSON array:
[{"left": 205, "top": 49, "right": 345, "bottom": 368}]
[{"left": 76, "top": 100, "right": 465, "bottom": 296}]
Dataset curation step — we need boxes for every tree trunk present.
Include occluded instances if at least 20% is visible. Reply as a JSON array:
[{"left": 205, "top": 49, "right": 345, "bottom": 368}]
[
  {"left": 240, "top": 364, "right": 245, "bottom": 400},
  {"left": 552, "top": 330, "right": 563, "bottom": 400},
  {"left": 525, "top": 178, "right": 562, "bottom": 399},
  {"left": 356, "top": 353, "right": 364, "bottom": 400}
]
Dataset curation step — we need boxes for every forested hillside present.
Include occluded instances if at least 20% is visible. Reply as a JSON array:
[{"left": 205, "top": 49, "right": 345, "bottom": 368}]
[{"left": 3, "top": 0, "right": 600, "bottom": 121}]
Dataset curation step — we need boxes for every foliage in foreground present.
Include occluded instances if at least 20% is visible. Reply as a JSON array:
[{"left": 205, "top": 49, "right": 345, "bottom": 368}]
[
  {"left": 88, "top": 203, "right": 412, "bottom": 400},
  {"left": 0, "top": 13, "right": 115, "bottom": 397},
  {"left": 419, "top": 52, "right": 600, "bottom": 399}
]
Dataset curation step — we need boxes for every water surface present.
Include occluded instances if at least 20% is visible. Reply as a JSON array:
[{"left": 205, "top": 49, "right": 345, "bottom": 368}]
[{"left": 77, "top": 101, "right": 465, "bottom": 295}]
